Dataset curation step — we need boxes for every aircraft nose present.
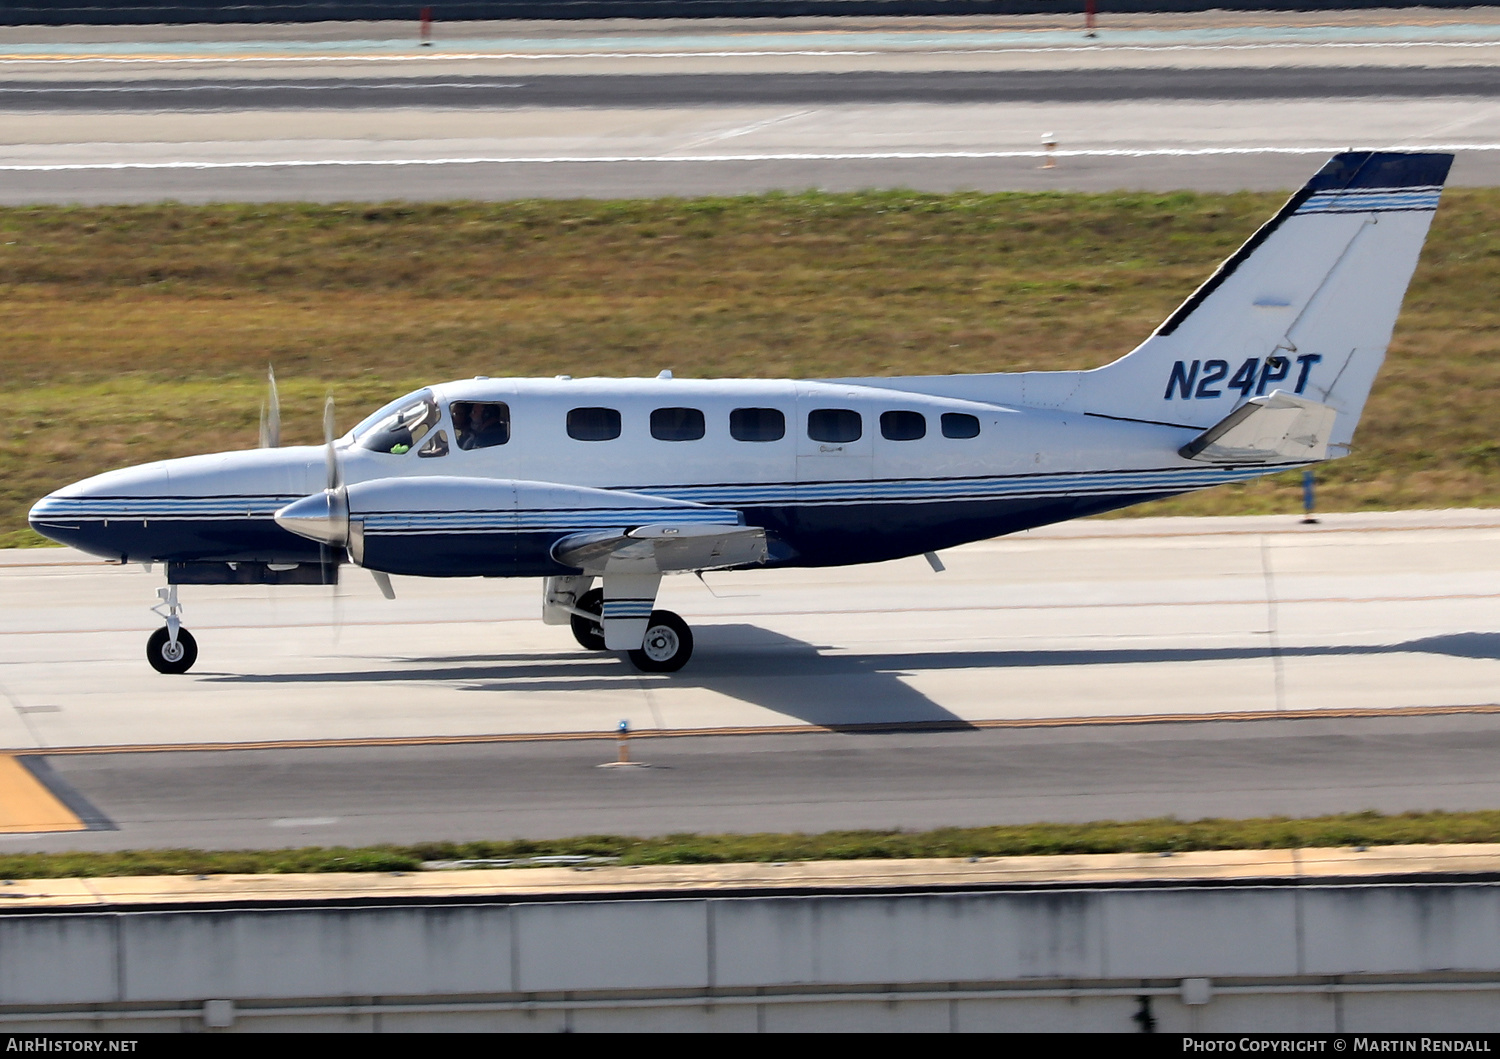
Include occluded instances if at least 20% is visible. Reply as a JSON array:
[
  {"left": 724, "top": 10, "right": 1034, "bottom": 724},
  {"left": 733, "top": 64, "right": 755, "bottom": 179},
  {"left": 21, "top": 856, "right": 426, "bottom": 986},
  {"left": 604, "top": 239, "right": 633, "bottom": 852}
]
[
  {"left": 274, "top": 490, "right": 348, "bottom": 547},
  {"left": 27, "top": 490, "right": 87, "bottom": 548}
]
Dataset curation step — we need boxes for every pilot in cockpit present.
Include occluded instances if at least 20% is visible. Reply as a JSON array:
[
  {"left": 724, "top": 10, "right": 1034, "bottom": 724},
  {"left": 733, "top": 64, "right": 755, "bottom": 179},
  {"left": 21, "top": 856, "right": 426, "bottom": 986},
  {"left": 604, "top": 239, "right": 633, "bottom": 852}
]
[
  {"left": 451, "top": 402, "right": 474, "bottom": 450},
  {"left": 451, "top": 401, "right": 508, "bottom": 450},
  {"left": 470, "top": 403, "right": 507, "bottom": 448}
]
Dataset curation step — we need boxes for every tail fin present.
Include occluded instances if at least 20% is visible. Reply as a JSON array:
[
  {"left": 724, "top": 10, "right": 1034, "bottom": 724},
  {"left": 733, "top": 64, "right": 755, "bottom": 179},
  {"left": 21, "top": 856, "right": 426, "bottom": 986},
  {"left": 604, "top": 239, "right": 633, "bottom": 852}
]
[{"left": 1083, "top": 151, "right": 1452, "bottom": 452}]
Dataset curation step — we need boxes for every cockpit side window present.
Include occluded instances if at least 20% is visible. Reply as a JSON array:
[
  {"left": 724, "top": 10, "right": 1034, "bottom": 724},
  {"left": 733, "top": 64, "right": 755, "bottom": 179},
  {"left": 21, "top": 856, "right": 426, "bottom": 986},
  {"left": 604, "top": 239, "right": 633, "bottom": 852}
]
[
  {"left": 451, "top": 401, "right": 511, "bottom": 450},
  {"left": 418, "top": 430, "right": 449, "bottom": 458},
  {"left": 359, "top": 393, "right": 440, "bottom": 454}
]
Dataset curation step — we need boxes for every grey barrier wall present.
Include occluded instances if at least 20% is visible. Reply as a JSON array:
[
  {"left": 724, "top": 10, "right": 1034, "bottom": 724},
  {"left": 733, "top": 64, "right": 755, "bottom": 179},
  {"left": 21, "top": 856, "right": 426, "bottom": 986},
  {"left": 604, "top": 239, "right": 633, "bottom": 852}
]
[
  {"left": 4, "top": 881, "right": 1500, "bottom": 1031},
  {"left": 0, "top": 1, "right": 1497, "bottom": 28}
]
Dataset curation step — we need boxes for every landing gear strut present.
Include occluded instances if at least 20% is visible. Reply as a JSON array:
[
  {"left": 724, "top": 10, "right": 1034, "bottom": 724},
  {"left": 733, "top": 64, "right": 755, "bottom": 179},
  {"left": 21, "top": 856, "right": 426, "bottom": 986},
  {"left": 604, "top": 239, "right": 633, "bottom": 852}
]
[{"left": 147, "top": 585, "right": 198, "bottom": 674}]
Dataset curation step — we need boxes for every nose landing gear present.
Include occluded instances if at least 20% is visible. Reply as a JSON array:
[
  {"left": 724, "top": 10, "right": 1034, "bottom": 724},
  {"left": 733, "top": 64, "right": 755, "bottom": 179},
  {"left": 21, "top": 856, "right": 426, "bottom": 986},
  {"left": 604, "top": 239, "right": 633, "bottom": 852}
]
[
  {"left": 147, "top": 585, "right": 198, "bottom": 674},
  {"left": 147, "top": 625, "right": 198, "bottom": 674}
]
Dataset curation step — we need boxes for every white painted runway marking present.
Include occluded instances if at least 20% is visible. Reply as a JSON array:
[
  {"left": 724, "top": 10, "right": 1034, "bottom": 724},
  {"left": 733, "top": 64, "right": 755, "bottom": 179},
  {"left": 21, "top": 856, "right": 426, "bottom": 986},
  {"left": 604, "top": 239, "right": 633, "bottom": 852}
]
[
  {"left": 270, "top": 817, "right": 339, "bottom": 828},
  {"left": 3, "top": 41, "right": 1500, "bottom": 66},
  {"left": 1, "top": 144, "right": 1495, "bottom": 173},
  {"left": 0, "top": 82, "right": 526, "bottom": 93},
  {"left": 675, "top": 109, "right": 819, "bottom": 152},
  {"left": 0, "top": 52, "right": 885, "bottom": 66}
]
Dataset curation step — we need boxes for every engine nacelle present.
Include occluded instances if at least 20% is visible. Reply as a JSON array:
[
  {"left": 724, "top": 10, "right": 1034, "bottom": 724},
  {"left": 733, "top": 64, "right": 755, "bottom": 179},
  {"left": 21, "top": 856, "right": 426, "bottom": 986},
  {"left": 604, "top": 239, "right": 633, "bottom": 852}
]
[{"left": 276, "top": 476, "right": 740, "bottom": 578}]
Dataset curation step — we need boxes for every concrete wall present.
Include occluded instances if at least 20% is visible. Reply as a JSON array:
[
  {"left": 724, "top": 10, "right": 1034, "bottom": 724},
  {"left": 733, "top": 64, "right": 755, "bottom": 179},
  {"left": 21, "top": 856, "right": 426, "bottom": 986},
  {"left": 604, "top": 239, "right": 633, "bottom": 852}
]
[
  {"left": 0, "top": 2, "right": 1496, "bottom": 29},
  {"left": 5, "top": 881, "right": 1500, "bottom": 1031}
]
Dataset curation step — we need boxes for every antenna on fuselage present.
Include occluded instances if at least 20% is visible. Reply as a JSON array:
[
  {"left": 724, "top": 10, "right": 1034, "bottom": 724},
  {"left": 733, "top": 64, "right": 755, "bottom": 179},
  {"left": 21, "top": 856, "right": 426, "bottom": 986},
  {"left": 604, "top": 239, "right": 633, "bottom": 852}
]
[{"left": 258, "top": 365, "right": 281, "bottom": 449}]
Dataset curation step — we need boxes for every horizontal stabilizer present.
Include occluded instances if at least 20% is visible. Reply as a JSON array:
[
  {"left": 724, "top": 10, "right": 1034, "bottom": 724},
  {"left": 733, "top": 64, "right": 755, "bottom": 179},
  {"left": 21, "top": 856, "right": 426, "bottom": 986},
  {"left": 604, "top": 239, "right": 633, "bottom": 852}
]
[
  {"left": 1179, "top": 390, "right": 1338, "bottom": 464},
  {"left": 553, "top": 523, "right": 768, "bottom": 574}
]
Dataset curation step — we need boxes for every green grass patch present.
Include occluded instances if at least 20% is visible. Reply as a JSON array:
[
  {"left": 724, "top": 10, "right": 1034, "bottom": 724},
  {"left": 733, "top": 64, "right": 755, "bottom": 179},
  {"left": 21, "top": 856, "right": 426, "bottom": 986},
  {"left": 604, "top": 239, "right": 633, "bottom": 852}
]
[
  {"left": 6, "top": 811, "right": 1500, "bottom": 879},
  {"left": 4, "top": 189, "right": 1498, "bottom": 540},
  {"left": 0, "top": 527, "right": 54, "bottom": 548}
]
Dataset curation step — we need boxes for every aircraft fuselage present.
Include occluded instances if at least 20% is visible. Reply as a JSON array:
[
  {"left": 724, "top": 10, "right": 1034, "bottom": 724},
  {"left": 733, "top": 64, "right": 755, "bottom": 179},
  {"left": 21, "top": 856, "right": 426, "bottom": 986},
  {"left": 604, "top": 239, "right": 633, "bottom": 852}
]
[{"left": 31, "top": 375, "right": 1245, "bottom": 575}]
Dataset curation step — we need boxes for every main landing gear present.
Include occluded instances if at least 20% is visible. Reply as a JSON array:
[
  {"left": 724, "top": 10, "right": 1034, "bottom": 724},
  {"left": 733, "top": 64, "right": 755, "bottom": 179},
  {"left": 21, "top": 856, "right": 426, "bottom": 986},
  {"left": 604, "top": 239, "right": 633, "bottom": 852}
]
[
  {"left": 631, "top": 610, "right": 693, "bottom": 674},
  {"left": 570, "top": 588, "right": 607, "bottom": 652},
  {"left": 566, "top": 586, "right": 695, "bottom": 673},
  {"left": 147, "top": 585, "right": 198, "bottom": 675}
]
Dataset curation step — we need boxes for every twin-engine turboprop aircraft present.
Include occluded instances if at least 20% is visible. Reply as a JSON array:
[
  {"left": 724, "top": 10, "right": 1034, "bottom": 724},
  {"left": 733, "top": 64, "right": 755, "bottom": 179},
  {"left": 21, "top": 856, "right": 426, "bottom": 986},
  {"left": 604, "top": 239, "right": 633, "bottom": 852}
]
[{"left": 30, "top": 151, "right": 1451, "bottom": 675}]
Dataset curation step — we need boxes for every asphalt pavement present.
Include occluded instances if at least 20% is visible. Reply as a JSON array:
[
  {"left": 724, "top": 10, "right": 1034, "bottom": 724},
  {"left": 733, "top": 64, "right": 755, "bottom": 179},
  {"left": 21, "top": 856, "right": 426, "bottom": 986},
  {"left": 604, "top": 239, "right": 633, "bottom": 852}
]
[{"left": 1, "top": 14, "right": 1499, "bottom": 199}]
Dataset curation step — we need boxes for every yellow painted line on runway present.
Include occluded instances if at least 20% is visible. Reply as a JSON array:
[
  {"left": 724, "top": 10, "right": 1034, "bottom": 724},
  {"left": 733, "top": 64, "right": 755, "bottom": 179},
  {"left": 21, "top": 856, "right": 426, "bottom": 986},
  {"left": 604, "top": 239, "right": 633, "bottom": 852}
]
[
  {"left": 6, "top": 702, "right": 1499, "bottom": 759},
  {"left": 0, "top": 754, "right": 84, "bottom": 833}
]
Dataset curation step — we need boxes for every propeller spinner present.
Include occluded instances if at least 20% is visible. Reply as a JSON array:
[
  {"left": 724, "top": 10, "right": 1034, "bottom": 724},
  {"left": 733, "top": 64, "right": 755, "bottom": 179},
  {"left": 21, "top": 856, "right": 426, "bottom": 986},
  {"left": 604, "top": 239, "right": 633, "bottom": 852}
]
[{"left": 274, "top": 394, "right": 349, "bottom": 549}]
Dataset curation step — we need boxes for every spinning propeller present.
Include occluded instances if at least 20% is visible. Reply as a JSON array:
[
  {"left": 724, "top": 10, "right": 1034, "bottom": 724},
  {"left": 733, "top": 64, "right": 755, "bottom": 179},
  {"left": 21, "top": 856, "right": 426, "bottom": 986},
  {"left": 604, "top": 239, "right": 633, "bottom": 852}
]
[
  {"left": 318, "top": 394, "right": 346, "bottom": 587},
  {"left": 258, "top": 365, "right": 280, "bottom": 449},
  {"left": 272, "top": 392, "right": 395, "bottom": 600}
]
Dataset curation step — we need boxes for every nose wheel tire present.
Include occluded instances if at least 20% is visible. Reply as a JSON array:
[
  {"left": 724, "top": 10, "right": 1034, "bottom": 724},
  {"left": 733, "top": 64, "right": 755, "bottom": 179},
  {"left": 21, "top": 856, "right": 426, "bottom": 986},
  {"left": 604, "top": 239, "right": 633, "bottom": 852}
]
[
  {"left": 628, "top": 610, "right": 694, "bottom": 673},
  {"left": 569, "top": 588, "right": 607, "bottom": 651},
  {"left": 146, "top": 626, "right": 198, "bottom": 675}
]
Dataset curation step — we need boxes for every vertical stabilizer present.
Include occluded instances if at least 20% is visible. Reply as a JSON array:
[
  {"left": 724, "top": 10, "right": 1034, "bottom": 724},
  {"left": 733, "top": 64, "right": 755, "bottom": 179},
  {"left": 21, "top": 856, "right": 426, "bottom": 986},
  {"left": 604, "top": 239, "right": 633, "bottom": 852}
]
[{"left": 1079, "top": 151, "right": 1451, "bottom": 451}]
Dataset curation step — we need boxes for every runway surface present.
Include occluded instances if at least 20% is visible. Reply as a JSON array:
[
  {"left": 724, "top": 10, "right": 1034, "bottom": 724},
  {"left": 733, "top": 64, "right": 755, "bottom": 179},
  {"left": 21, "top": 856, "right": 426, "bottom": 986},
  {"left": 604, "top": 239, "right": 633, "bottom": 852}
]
[
  {"left": 2, "top": 509, "right": 1497, "bottom": 850},
  {"left": 9, "top": 67, "right": 1500, "bottom": 110},
  {"left": 2, "top": 16, "right": 1498, "bottom": 850},
  {"left": 1, "top": 14, "right": 1500, "bottom": 200}
]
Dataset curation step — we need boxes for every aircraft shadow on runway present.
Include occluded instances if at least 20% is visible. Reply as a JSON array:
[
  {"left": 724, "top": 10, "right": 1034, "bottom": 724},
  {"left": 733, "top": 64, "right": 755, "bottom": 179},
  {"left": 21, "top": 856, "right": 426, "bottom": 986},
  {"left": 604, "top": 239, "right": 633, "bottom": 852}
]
[
  {"left": 202, "top": 624, "right": 975, "bottom": 732},
  {"left": 199, "top": 629, "right": 1500, "bottom": 732}
]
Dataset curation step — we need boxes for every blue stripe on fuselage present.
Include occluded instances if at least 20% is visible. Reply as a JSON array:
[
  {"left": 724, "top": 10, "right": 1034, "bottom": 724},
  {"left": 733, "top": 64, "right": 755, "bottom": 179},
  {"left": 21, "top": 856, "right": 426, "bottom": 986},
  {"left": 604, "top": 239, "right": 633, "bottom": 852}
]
[{"left": 30, "top": 464, "right": 1287, "bottom": 570}]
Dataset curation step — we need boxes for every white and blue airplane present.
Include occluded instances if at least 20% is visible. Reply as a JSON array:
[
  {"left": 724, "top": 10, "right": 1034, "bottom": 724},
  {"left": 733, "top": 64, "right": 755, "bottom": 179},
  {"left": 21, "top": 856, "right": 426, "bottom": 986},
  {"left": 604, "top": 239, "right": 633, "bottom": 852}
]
[{"left": 29, "top": 150, "right": 1451, "bottom": 675}]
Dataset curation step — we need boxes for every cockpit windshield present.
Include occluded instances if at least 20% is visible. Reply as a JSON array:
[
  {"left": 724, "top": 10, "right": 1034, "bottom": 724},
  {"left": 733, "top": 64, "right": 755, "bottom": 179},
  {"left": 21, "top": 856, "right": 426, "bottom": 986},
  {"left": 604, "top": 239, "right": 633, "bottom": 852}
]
[
  {"left": 349, "top": 388, "right": 432, "bottom": 442},
  {"left": 358, "top": 390, "right": 440, "bottom": 455}
]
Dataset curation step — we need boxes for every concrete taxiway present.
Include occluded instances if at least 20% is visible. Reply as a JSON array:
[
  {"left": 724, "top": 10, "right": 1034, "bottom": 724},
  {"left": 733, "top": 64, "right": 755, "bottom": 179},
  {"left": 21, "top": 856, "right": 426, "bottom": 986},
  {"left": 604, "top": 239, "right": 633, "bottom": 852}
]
[
  {"left": 1, "top": 509, "right": 1497, "bottom": 849},
  {"left": 1, "top": 13, "right": 1500, "bottom": 200},
  {"left": 5, "top": 509, "right": 1498, "bottom": 750}
]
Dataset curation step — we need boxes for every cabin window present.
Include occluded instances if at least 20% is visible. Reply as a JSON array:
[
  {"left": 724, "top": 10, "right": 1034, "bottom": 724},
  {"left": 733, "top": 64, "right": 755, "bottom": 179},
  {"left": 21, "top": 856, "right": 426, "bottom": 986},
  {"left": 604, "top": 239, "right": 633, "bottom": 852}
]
[
  {"left": 730, "top": 407, "right": 785, "bottom": 442},
  {"left": 941, "top": 413, "right": 981, "bottom": 439},
  {"left": 567, "top": 407, "right": 622, "bottom": 441},
  {"left": 880, "top": 410, "right": 926, "bottom": 441},
  {"left": 359, "top": 392, "right": 440, "bottom": 454},
  {"left": 807, "top": 408, "right": 862, "bottom": 444},
  {"left": 651, "top": 407, "right": 705, "bottom": 442},
  {"left": 418, "top": 430, "right": 450, "bottom": 458},
  {"left": 450, "top": 401, "right": 510, "bottom": 450}
]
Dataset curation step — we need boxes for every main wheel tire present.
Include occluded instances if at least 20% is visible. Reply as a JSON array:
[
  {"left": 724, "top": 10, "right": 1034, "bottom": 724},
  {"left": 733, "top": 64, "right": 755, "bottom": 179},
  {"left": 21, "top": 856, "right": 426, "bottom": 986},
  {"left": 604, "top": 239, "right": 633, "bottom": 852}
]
[
  {"left": 628, "top": 610, "right": 694, "bottom": 673},
  {"left": 146, "top": 626, "right": 198, "bottom": 675},
  {"left": 569, "top": 588, "right": 606, "bottom": 651}
]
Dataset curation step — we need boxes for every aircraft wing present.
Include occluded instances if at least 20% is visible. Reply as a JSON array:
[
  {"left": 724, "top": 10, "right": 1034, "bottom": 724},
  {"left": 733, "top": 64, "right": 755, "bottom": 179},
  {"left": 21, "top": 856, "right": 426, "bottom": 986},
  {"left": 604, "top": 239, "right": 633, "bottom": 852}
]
[
  {"left": 1179, "top": 389, "right": 1339, "bottom": 464},
  {"left": 552, "top": 523, "right": 768, "bottom": 575}
]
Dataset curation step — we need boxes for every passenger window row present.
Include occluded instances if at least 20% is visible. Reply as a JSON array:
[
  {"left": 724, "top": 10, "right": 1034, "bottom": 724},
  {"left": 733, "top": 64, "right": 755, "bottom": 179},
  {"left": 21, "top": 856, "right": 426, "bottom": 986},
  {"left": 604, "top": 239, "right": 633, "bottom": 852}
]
[
  {"left": 440, "top": 401, "right": 981, "bottom": 447},
  {"left": 806, "top": 409, "right": 981, "bottom": 443}
]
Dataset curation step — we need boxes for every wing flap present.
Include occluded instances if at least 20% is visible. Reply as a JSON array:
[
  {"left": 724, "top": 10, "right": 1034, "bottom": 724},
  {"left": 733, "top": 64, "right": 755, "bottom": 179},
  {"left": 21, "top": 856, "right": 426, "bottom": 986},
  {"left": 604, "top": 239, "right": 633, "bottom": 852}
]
[
  {"left": 1179, "top": 389, "right": 1339, "bottom": 464},
  {"left": 553, "top": 524, "right": 768, "bottom": 574}
]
